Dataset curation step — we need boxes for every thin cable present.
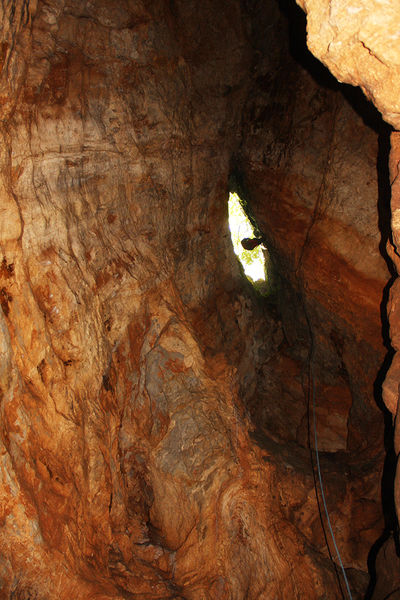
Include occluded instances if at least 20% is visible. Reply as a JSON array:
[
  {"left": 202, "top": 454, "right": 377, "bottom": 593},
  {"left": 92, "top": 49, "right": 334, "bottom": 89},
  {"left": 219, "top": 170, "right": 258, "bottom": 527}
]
[
  {"left": 295, "top": 199, "right": 353, "bottom": 597},
  {"left": 301, "top": 295, "right": 352, "bottom": 599},
  {"left": 307, "top": 369, "right": 345, "bottom": 598},
  {"left": 310, "top": 359, "right": 353, "bottom": 600}
]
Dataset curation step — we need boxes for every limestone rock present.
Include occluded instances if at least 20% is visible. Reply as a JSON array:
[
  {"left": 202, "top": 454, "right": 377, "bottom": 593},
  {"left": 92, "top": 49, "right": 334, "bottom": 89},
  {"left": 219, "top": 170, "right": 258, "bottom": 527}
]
[
  {"left": 236, "top": 0, "right": 389, "bottom": 581},
  {"left": 296, "top": 0, "right": 400, "bottom": 130},
  {"left": 0, "top": 0, "right": 395, "bottom": 597},
  {"left": 0, "top": 0, "right": 340, "bottom": 598}
]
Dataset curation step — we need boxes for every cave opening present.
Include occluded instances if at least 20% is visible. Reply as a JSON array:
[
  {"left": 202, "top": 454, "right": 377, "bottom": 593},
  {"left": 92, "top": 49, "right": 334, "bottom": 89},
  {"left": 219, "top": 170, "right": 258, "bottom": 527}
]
[
  {"left": 227, "top": 191, "right": 267, "bottom": 291},
  {"left": 232, "top": 1, "right": 398, "bottom": 598}
]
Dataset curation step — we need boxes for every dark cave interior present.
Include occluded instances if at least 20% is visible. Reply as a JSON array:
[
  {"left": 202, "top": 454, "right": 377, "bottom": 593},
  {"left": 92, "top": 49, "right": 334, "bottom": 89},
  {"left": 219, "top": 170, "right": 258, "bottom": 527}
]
[
  {"left": 227, "top": 1, "right": 397, "bottom": 598},
  {"left": 1, "top": 1, "right": 400, "bottom": 598}
]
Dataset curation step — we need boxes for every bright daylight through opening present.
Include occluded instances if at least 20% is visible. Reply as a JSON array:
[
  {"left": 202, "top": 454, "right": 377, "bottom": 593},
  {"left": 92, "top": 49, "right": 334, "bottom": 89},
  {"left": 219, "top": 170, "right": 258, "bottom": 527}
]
[{"left": 228, "top": 192, "right": 266, "bottom": 283}]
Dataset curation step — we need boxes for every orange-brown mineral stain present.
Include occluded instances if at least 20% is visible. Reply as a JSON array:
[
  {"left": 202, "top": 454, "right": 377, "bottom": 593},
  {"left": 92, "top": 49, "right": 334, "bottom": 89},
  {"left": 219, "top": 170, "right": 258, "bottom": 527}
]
[
  {"left": 2, "top": 395, "right": 23, "bottom": 447},
  {"left": 34, "top": 284, "right": 53, "bottom": 315},
  {"left": 0, "top": 42, "right": 8, "bottom": 76},
  {"left": 128, "top": 319, "right": 148, "bottom": 369},
  {"left": 95, "top": 270, "right": 112, "bottom": 289},
  {"left": 0, "top": 485, "right": 13, "bottom": 526},
  {"left": 39, "top": 55, "right": 70, "bottom": 106},
  {"left": 37, "top": 358, "right": 51, "bottom": 386},
  {"left": 0, "top": 257, "right": 15, "bottom": 317},
  {"left": 11, "top": 164, "right": 24, "bottom": 183},
  {"left": 165, "top": 357, "right": 188, "bottom": 374},
  {"left": 0, "top": 287, "right": 12, "bottom": 317}
]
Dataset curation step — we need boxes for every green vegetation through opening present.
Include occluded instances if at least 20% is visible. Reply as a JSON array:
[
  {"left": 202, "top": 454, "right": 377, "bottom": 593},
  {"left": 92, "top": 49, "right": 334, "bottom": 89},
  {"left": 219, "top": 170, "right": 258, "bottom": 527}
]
[{"left": 228, "top": 192, "right": 266, "bottom": 284}]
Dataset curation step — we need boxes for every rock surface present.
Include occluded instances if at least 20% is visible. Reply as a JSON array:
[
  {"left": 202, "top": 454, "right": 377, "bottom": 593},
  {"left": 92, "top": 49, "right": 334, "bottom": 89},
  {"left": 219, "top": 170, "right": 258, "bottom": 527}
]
[
  {"left": 0, "top": 0, "right": 395, "bottom": 598},
  {"left": 296, "top": 0, "right": 400, "bottom": 130},
  {"left": 0, "top": 1, "right": 341, "bottom": 598},
  {"left": 236, "top": 0, "right": 389, "bottom": 576},
  {"left": 293, "top": 0, "right": 400, "bottom": 596}
]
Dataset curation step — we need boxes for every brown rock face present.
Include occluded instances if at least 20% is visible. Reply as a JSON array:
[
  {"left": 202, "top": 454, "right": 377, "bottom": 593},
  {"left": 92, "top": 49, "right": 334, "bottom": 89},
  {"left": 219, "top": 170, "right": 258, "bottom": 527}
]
[
  {"left": 0, "top": 0, "right": 394, "bottom": 599},
  {"left": 296, "top": 0, "right": 400, "bottom": 130},
  {"left": 234, "top": 0, "right": 391, "bottom": 577},
  {"left": 0, "top": 1, "right": 339, "bottom": 598},
  {"left": 293, "top": 0, "right": 400, "bottom": 596}
]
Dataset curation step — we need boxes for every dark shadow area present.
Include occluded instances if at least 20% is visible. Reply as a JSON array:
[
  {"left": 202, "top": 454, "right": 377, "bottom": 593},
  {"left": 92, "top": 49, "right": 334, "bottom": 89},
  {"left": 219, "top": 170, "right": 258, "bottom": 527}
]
[
  {"left": 275, "top": 1, "right": 398, "bottom": 597},
  {"left": 277, "top": 0, "right": 340, "bottom": 91},
  {"left": 277, "top": 0, "right": 391, "bottom": 136},
  {"left": 364, "top": 128, "right": 398, "bottom": 600}
]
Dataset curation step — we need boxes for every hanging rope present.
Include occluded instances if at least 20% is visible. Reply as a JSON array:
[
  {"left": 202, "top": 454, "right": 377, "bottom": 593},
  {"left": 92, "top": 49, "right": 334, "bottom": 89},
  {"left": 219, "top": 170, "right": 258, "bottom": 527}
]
[
  {"left": 305, "top": 304, "right": 353, "bottom": 600},
  {"left": 310, "top": 359, "right": 353, "bottom": 600},
  {"left": 291, "top": 137, "right": 352, "bottom": 595}
]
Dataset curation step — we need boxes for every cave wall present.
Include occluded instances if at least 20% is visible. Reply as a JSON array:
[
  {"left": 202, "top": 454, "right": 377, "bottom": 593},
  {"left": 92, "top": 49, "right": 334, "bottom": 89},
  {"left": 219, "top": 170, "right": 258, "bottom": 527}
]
[
  {"left": 292, "top": 0, "right": 400, "bottom": 596},
  {"left": 0, "top": 0, "right": 397, "bottom": 598},
  {"left": 0, "top": 1, "right": 343, "bottom": 598},
  {"left": 295, "top": 0, "right": 400, "bottom": 131},
  {"left": 238, "top": 0, "right": 389, "bottom": 457},
  {"left": 231, "top": 2, "right": 391, "bottom": 577}
]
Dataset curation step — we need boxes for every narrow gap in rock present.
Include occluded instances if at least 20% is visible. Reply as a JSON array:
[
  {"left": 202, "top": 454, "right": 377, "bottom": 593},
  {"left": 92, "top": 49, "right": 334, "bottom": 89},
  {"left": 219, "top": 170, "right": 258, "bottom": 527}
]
[{"left": 228, "top": 191, "right": 268, "bottom": 294}]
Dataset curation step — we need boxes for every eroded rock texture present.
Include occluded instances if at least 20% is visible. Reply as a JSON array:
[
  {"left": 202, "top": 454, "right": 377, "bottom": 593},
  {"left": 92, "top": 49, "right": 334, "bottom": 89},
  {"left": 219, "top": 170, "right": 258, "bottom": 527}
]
[
  {"left": 235, "top": 0, "right": 390, "bottom": 582},
  {"left": 296, "top": 0, "right": 400, "bottom": 131},
  {"left": 0, "top": 0, "right": 393, "bottom": 599},
  {"left": 0, "top": 1, "right": 341, "bottom": 598},
  {"left": 296, "top": 0, "right": 400, "bottom": 597},
  {"left": 239, "top": 0, "right": 389, "bottom": 454}
]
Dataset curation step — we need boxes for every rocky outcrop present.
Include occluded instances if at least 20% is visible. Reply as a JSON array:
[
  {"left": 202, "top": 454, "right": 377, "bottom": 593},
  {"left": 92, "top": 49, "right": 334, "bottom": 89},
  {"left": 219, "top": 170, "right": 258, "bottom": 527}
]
[
  {"left": 0, "top": 1, "right": 342, "bottom": 598},
  {"left": 0, "top": 0, "right": 396, "bottom": 598},
  {"left": 295, "top": 0, "right": 400, "bottom": 131},
  {"left": 293, "top": 0, "right": 400, "bottom": 596},
  {"left": 235, "top": 0, "right": 389, "bottom": 579}
]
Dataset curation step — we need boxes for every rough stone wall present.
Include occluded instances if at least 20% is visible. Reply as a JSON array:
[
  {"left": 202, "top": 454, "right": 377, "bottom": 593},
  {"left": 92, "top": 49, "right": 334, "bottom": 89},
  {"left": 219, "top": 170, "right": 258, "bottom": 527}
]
[
  {"left": 295, "top": 0, "right": 400, "bottom": 130},
  {"left": 0, "top": 0, "right": 397, "bottom": 597},
  {"left": 296, "top": 0, "right": 400, "bottom": 596},
  {"left": 0, "top": 1, "right": 341, "bottom": 598},
  {"left": 235, "top": 0, "right": 389, "bottom": 576},
  {"left": 384, "top": 134, "right": 400, "bottom": 422}
]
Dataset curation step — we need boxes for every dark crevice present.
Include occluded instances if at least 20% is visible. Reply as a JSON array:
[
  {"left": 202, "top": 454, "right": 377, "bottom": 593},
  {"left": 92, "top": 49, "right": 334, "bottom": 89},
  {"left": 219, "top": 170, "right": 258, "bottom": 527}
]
[
  {"left": 238, "top": 2, "right": 397, "bottom": 598},
  {"left": 277, "top": 0, "right": 389, "bottom": 135},
  {"left": 276, "top": 0, "right": 339, "bottom": 91},
  {"left": 279, "top": 0, "right": 398, "bottom": 536},
  {"left": 365, "top": 120, "right": 397, "bottom": 600}
]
